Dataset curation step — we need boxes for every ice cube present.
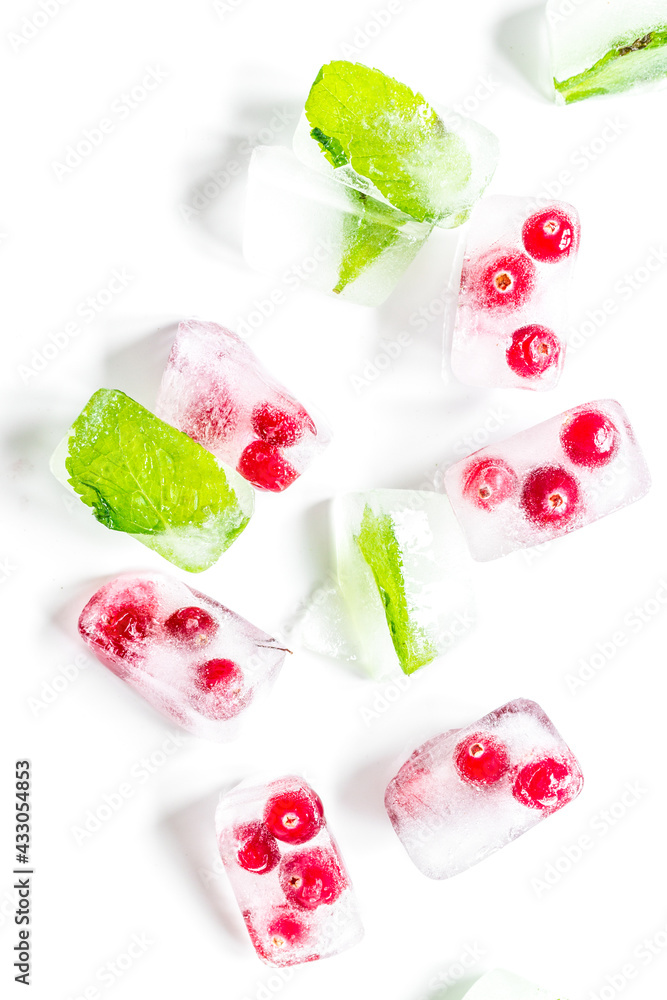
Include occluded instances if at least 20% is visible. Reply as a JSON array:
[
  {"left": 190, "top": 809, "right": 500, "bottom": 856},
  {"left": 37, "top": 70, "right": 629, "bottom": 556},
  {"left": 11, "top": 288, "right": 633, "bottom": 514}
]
[
  {"left": 331, "top": 490, "right": 475, "bottom": 679},
  {"left": 547, "top": 0, "right": 667, "bottom": 104},
  {"left": 51, "top": 389, "right": 253, "bottom": 572},
  {"left": 463, "top": 969, "right": 565, "bottom": 1000},
  {"left": 244, "top": 145, "right": 433, "bottom": 307},
  {"left": 216, "top": 776, "right": 363, "bottom": 966},
  {"left": 449, "top": 196, "right": 580, "bottom": 390},
  {"left": 443, "top": 399, "right": 650, "bottom": 561},
  {"left": 156, "top": 319, "right": 329, "bottom": 492},
  {"left": 385, "top": 699, "right": 583, "bottom": 879},
  {"left": 78, "top": 572, "right": 287, "bottom": 740}
]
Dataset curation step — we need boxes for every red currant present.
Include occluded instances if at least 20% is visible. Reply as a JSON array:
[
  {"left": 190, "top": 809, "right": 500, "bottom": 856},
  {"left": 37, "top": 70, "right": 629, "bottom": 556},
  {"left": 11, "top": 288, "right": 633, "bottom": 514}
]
[
  {"left": 279, "top": 848, "right": 346, "bottom": 910},
  {"left": 520, "top": 465, "right": 582, "bottom": 527},
  {"left": 264, "top": 787, "right": 324, "bottom": 844},
  {"left": 522, "top": 207, "right": 579, "bottom": 263},
  {"left": 462, "top": 457, "right": 518, "bottom": 510},
  {"left": 512, "top": 755, "right": 583, "bottom": 812},
  {"left": 192, "top": 658, "right": 247, "bottom": 720},
  {"left": 237, "top": 441, "right": 299, "bottom": 492},
  {"left": 506, "top": 325, "right": 561, "bottom": 379},
  {"left": 560, "top": 409, "right": 620, "bottom": 468},
  {"left": 235, "top": 821, "right": 280, "bottom": 874},
  {"left": 251, "top": 402, "right": 316, "bottom": 448},
  {"left": 466, "top": 250, "right": 536, "bottom": 310},
  {"left": 454, "top": 732, "right": 511, "bottom": 785},
  {"left": 164, "top": 606, "right": 218, "bottom": 646},
  {"left": 182, "top": 393, "right": 237, "bottom": 446},
  {"left": 84, "top": 586, "right": 157, "bottom": 660},
  {"left": 265, "top": 909, "right": 309, "bottom": 950}
]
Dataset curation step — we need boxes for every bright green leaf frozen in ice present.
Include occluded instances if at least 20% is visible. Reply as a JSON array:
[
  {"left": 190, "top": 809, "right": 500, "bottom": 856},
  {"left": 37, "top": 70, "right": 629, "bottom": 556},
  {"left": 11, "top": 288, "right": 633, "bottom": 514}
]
[{"left": 554, "top": 27, "right": 667, "bottom": 103}]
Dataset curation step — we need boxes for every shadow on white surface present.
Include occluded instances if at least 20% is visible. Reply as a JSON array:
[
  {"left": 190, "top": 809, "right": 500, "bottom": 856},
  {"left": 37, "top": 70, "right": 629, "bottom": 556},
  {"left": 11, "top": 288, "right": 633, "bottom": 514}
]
[
  {"left": 494, "top": 3, "right": 553, "bottom": 101},
  {"left": 104, "top": 320, "right": 179, "bottom": 409},
  {"left": 421, "top": 974, "right": 478, "bottom": 1000},
  {"left": 341, "top": 750, "right": 402, "bottom": 826}
]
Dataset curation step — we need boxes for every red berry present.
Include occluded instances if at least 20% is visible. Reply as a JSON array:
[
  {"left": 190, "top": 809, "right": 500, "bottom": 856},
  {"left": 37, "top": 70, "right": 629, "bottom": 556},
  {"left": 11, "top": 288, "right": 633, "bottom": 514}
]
[
  {"left": 264, "top": 787, "right": 324, "bottom": 844},
  {"left": 265, "top": 910, "right": 309, "bottom": 950},
  {"left": 235, "top": 821, "right": 280, "bottom": 874},
  {"left": 462, "top": 457, "right": 518, "bottom": 510},
  {"left": 560, "top": 409, "right": 620, "bottom": 468},
  {"left": 522, "top": 207, "right": 579, "bottom": 263},
  {"left": 237, "top": 441, "right": 299, "bottom": 492},
  {"left": 520, "top": 465, "right": 581, "bottom": 527},
  {"left": 454, "top": 732, "right": 511, "bottom": 785},
  {"left": 279, "top": 848, "right": 346, "bottom": 910},
  {"left": 182, "top": 393, "right": 237, "bottom": 447},
  {"left": 83, "top": 586, "right": 157, "bottom": 661},
  {"left": 512, "top": 755, "right": 583, "bottom": 812},
  {"left": 467, "top": 250, "right": 536, "bottom": 311},
  {"left": 193, "top": 658, "right": 247, "bottom": 720},
  {"left": 506, "top": 325, "right": 561, "bottom": 379},
  {"left": 164, "top": 606, "right": 218, "bottom": 646},
  {"left": 251, "top": 402, "right": 316, "bottom": 448}
]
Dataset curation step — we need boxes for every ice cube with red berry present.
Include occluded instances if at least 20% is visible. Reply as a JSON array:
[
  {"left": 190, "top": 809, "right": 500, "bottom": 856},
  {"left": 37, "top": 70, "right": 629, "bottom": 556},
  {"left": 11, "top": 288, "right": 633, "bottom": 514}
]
[
  {"left": 443, "top": 399, "right": 650, "bottom": 560},
  {"left": 216, "top": 776, "right": 363, "bottom": 966},
  {"left": 78, "top": 572, "right": 287, "bottom": 740},
  {"left": 385, "top": 699, "right": 584, "bottom": 879},
  {"left": 449, "top": 196, "right": 580, "bottom": 390},
  {"left": 156, "top": 319, "right": 329, "bottom": 493}
]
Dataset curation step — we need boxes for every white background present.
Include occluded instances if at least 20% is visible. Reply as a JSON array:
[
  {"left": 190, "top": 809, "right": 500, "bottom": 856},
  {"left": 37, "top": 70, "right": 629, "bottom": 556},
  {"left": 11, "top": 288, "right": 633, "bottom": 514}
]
[{"left": 2, "top": 1, "right": 667, "bottom": 998}]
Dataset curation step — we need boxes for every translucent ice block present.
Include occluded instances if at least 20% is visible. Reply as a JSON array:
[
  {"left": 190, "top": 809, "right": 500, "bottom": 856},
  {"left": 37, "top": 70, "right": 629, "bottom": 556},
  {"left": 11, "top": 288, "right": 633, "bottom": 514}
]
[
  {"left": 385, "top": 699, "right": 583, "bottom": 879},
  {"left": 78, "top": 573, "right": 286, "bottom": 740},
  {"left": 295, "top": 61, "right": 499, "bottom": 230},
  {"left": 450, "top": 196, "right": 580, "bottom": 390},
  {"left": 547, "top": 0, "right": 667, "bottom": 104},
  {"left": 244, "top": 145, "right": 433, "bottom": 307},
  {"left": 443, "top": 399, "right": 650, "bottom": 561},
  {"left": 216, "top": 776, "right": 363, "bottom": 966},
  {"left": 463, "top": 970, "right": 565, "bottom": 1000},
  {"left": 332, "top": 490, "right": 475, "bottom": 678},
  {"left": 51, "top": 389, "right": 253, "bottom": 572},
  {"left": 156, "top": 319, "right": 330, "bottom": 492}
]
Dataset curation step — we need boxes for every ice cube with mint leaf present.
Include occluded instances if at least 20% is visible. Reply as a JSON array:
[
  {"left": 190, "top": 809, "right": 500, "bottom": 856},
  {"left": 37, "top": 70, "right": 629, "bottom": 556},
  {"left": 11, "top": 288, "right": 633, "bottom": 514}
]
[
  {"left": 50, "top": 389, "right": 254, "bottom": 572},
  {"left": 548, "top": 0, "right": 667, "bottom": 104}
]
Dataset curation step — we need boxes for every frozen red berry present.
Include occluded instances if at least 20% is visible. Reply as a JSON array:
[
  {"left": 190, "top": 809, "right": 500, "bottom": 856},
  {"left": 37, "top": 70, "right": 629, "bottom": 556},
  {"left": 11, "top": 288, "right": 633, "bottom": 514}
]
[
  {"left": 182, "top": 392, "right": 237, "bottom": 446},
  {"left": 462, "top": 457, "right": 518, "bottom": 510},
  {"left": 235, "top": 821, "right": 280, "bottom": 874},
  {"left": 85, "top": 587, "right": 157, "bottom": 660},
  {"left": 560, "top": 409, "right": 620, "bottom": 468},
  {"left": 265, "top": 909, "right": 309, "bottom": 951},
  {"left": 237, "top": 440, "right": 299, "bottom": 492},
  {"left": 164, "top": 606, "right": 218, "bottom": 646},
  {"left": 512, "top": 755, "right": 582, "bottom": 812},
  {"left": 454, "top": 732, "right": 511, "bottom": 785},
  {"left": 279, "top": 848, "right": 346, "bottom": 909},
  {"left": 251, "top": 402, "right": 316, "bottom": 448},
  {"left": 506, "top": 325, "right": 561, "bottom": 379},
  {"left": 467, "top": 250, "right": 536, "bottom": 310},
  {"left": 193, "top": 658, "right": 247, "bottom": 720},
  {"left": 264, "top": 787, "right": 324, "bottom": 844},
  {"left": 520, "top": 465, "right": 581, "bottom": 527},
  {"left": 522, "top": 207, "right": 578, "bottom": 263}
]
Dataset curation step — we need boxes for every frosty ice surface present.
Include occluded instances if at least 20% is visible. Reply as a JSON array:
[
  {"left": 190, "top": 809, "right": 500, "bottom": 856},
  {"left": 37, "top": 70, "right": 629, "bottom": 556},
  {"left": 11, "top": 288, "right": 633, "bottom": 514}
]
[
  {"left": 51, "top": 389, "right": 253, "bottom": 572},
  {"left": 244, "top": 145, "right": 433, "bottom": 308},
  {"left": 385, "top": 699, "right": 583, "bottom": 879},
  {"left": 216, "top": 776, "right": 363, "bottom": 966},
  {"left": 548, "top": 0, "right": 667, "bottom": 104},
  {"left": 79, "top": 573, "right": 286, "bottom": 740},
  {"left": 156, "top": 319, "right": 329, "bottom": 492},
  {"left": 463, "top": 970, "right": 565, "bottom": 1000},
  {"left": 304, "top": 490, "right": 474, "bottom": 679},
  {"left": 443, "top": 399, "right": 650, "bottom": 561},
  {"left": 450, "top": 196, "right": 580, "bottom": 390}
]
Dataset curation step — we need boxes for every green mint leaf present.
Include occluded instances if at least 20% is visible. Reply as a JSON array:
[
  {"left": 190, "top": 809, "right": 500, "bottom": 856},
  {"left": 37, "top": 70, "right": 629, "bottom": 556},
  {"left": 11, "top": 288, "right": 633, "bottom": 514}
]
[
  {"left": 355, "top": 503, "right": 438, "bottom": 675},
  {"left": 305, "top": 60, "right": 472, "bottom": 224},
  {"left": 555, "top": 28, "right": 667, "bottom": 103},
  {"left": 60, "top": 389, "right": 253, "bottom": 572},
  {"left": 333, "top": 190, "right": 405, "bottom": 294}
]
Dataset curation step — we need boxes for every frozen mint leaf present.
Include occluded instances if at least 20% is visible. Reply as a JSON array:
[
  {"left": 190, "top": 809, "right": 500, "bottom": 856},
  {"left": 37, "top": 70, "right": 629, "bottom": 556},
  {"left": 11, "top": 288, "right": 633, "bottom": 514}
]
[
  {"left": 305, "top": 60, "right": 471, "bottom": 224},
  {"left": 333, "top": 190, "right": 405, "bottom": 294},
  {"left": 355, "top": 504, "right": 437, "bottom": 675},
  {"left": 555, "top": 27, "right": 667, "bottom": 103},
  {"left": 60, "top": 389, "right": 252, "bottom": 572}
]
